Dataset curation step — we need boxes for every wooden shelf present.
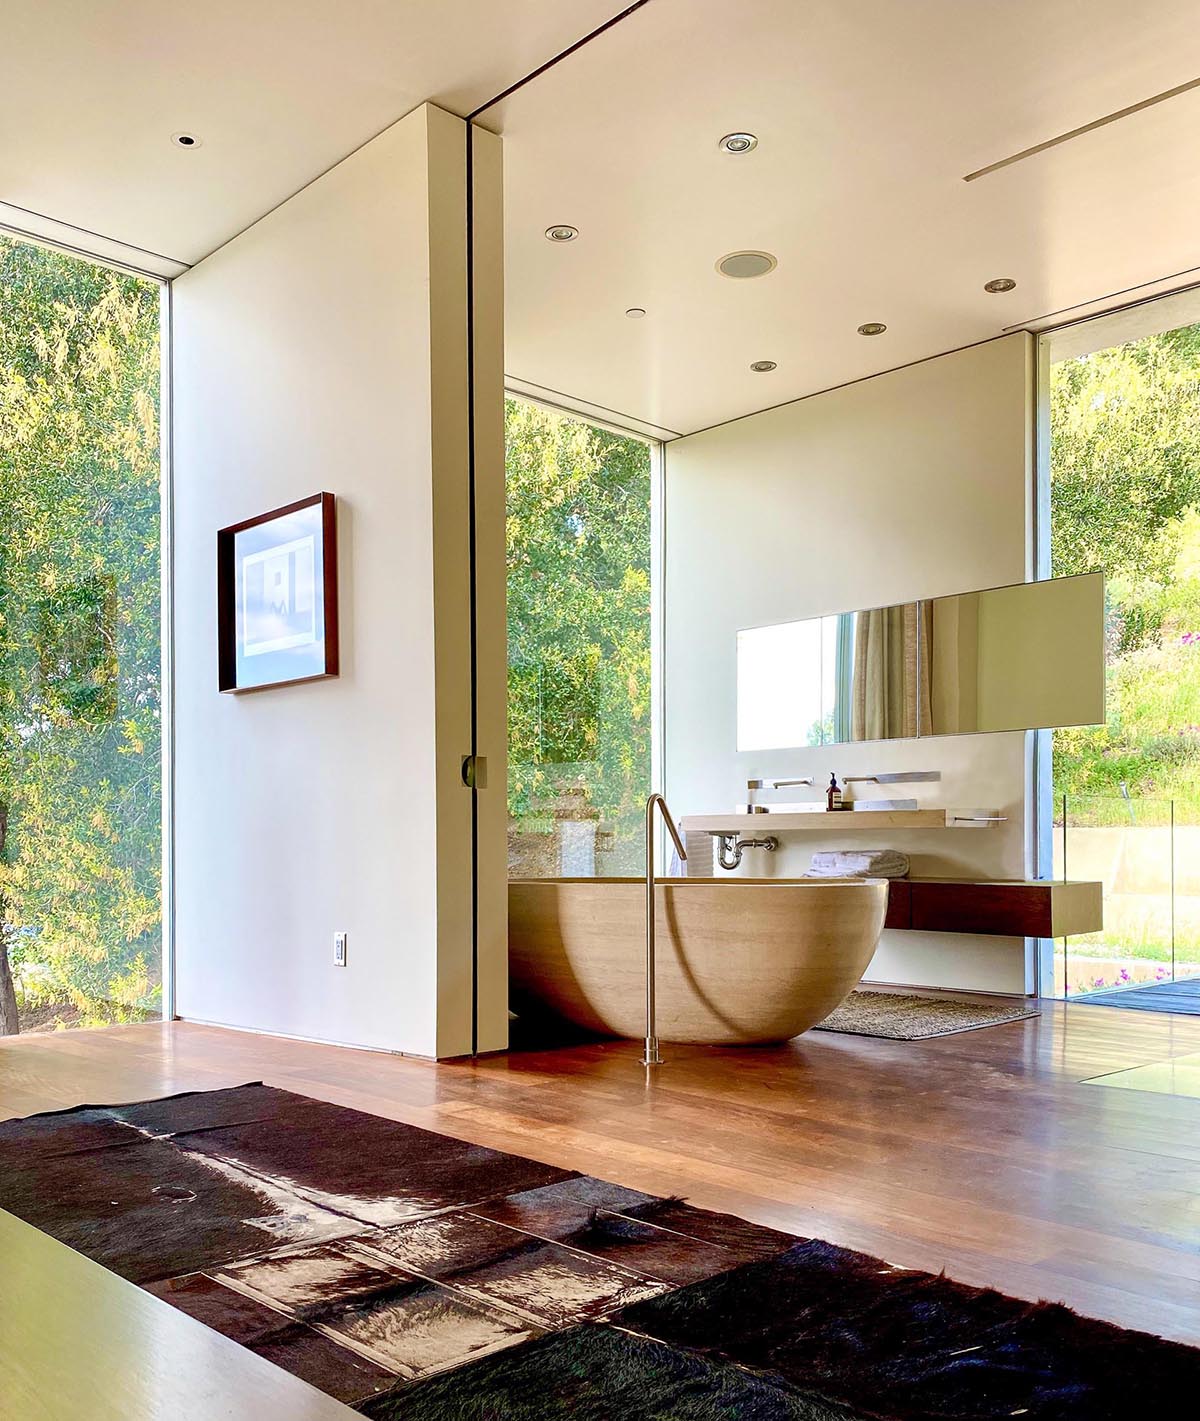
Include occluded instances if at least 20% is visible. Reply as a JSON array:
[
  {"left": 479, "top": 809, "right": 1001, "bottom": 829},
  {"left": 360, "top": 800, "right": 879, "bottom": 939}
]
[
  {"left": 890, "top": 878, "right": 1103, "bottom": 938},
  {"left": 680, "top": 808, "right": 1004, "bottom": 833}
]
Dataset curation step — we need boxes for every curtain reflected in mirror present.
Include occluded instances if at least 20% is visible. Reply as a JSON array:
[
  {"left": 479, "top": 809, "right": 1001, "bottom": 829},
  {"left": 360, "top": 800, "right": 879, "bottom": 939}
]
[{"left": 848, "top": 603, "right": 930, "bottom": 741}]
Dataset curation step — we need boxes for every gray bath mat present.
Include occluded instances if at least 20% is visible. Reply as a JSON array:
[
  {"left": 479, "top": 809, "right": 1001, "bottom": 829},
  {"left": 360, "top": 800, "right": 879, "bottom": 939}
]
[{"left": 815, "top": 990, "right": 1039, "bottom": 1040}]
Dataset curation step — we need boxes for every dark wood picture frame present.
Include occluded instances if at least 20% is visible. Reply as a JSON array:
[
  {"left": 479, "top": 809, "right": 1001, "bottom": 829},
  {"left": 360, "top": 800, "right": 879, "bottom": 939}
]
[{"left": 217, "top": 492, "right": 339, "bottom": 693}]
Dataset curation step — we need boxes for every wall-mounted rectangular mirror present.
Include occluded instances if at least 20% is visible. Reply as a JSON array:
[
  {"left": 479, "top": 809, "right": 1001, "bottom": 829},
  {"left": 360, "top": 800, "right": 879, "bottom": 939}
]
[
  {"left": 926, "top": 572, "right": 1105, "bottom": 736},
  {"left": 736, "top": 571, "right": 1104, "bottom": 750}
]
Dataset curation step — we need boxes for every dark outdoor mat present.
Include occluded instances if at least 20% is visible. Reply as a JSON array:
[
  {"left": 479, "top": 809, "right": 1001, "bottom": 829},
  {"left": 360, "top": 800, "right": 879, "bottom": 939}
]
[
  {"left": 816, "top": 989, "right": 1040, "bottom": 1039},
  {"left": 1, "top": 1082, "right": 1196, "bottom": 1418}
]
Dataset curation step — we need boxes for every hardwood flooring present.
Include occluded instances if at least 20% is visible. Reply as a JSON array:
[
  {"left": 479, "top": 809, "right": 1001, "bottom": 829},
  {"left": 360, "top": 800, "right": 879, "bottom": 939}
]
[{"left": 2, "top": 995, "right": 1199, "bottom": 1361}]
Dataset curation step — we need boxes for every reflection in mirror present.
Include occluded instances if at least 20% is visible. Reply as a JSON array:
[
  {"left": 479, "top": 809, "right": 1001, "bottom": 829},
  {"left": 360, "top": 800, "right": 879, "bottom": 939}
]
[
  {"left": 738, "top": 603, "right": 925, "bottom": 749},
  {"left": 736, "top": 617, "right": 827, "bottom": 751},
  {"left": 926, "top": 572, "right": 1104, "bottom": 735},
  {"left": 736, "top": 573, "right": 1105, "bottom": 750},
  {"left": 842, "top": 603, "right": 928, "bottom": 742}
]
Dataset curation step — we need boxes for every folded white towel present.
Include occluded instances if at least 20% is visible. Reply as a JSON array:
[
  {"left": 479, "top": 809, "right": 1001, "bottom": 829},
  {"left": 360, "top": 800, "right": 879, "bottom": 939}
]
[{"left": 805, "top": 849, "right": 910, "bottom": 879}]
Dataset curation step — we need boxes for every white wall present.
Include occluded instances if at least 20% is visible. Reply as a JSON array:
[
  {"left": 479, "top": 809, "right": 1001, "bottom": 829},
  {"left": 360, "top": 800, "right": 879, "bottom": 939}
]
[
  {"left": 172, "top": 104, "right": 506, "bottom": 1056},
  {"left": 665, "top": 334, "right": 1034, "bottom": 993}
]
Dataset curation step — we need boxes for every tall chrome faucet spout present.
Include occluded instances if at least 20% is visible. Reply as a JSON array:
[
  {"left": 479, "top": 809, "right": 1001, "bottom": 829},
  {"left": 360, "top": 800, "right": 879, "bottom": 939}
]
[{"left": 643, "top": 794, "right": 686, "bottom": 1067}]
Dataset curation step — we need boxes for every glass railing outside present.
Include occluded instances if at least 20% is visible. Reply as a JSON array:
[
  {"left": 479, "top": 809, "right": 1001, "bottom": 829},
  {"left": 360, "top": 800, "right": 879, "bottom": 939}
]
[{"left": 1053, "top": 793, "right": 1200, "bottom": 998}]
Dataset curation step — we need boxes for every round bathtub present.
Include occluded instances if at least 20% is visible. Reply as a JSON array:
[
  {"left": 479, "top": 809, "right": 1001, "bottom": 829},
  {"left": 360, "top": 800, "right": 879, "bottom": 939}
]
[{"left": 509, "top": 876, "right": 887, "bottom": 1045}]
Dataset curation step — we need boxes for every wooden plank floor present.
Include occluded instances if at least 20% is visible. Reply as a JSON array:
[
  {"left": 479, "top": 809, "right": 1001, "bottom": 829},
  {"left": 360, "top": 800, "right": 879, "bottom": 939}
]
[{"left": 2, "top": 997, "right": 1199, "bottom": 1355}]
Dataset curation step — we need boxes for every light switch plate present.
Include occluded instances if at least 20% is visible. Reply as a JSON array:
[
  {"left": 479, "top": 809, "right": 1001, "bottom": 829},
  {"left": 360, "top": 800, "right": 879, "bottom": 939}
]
[{"left": 333, "top": 931, "right": 347, "bottom": 967}]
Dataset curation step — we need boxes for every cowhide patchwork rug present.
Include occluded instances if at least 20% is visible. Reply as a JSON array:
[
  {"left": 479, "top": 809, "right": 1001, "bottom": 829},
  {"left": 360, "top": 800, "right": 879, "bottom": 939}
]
[{"left": 0, "top": 1083, "right": 1196, "bottom": 1418}]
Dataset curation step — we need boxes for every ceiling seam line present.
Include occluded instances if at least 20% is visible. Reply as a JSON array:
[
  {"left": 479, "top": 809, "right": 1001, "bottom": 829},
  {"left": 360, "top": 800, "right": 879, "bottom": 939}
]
[
  {"left": 1001, "top": 268, "right": 1200, "bottom": 333},
  {"left": 467, "top": 0, "right": 656, "bottom": 120},
  {"left": 505, "top": 374, "right": 684, "bottom": 438},
  {"left": 677, "top": 332, "right": 1033, "bottom": 442},
  {"left": 963, "top": 74, "right": 1200, "bottom": 181},
  {"left": 0, "top": 199, "right": 191, "bottom": 269}
]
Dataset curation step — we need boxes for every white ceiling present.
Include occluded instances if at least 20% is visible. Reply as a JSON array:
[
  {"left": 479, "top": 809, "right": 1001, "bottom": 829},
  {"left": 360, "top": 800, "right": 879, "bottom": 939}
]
[
  {"left": 0, "top": 0, "right": 622, "bottom": 268},
  {"left": 496, "top": 0, "right": 1200, "bottom": 435},
  {"left": 6, "top": 2, "right": 1200, "bottom": 434}
]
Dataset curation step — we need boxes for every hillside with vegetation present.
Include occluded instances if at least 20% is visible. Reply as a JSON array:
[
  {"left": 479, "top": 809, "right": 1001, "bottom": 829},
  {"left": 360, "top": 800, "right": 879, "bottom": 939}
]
[{"left": 1051, "top": 323, "right": 1200, "bottom": 813}]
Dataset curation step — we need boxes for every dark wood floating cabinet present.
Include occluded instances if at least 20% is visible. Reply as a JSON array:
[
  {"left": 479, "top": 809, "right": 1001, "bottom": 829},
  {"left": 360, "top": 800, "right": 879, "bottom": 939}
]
[{"left": 884, "top": 879, "right": 1102, "bottom": 938}]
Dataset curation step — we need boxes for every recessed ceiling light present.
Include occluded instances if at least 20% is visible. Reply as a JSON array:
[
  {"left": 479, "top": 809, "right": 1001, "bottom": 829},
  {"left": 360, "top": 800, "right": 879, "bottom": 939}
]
[
  {"left": 857, "top": 321, "right": 887, "bottom": 336},
  {"left": 171, "top": 132, "right": 201, "bottom": 149},
  {"left": 717, "top": 250, "right": 777, "bottom": 279},
  {"left": 545, "top": 225, "right": 578, "bottom": 242},
  {"left": 750, "top": 359, "right": 777, "bottom": 372},
  {"left": 720, "top": 132, "right": 758, "bottom": 154},
  {"left": 625, "top": 307, "right": 647, "bottom": 319},
  {"left": 984, "top": 276, "right": 1017, "bottom": 293}
]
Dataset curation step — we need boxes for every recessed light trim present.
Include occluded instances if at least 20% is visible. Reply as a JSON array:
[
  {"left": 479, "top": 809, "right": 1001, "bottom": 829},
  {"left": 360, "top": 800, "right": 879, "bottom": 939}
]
[
  {"left": 984, "top": 276, "right": 1017, "bottom": 293},
  {"left": 857, "top": 321, "right": 887, "bottom": 336},
  {"left": 720, "top": 132, "right": 758, "bottom": 154},
  {"left": 717, "top": 250, "right": 777, "bottom": 279},
  {"left": 171, "top": 132, "right": 201, "bottom": 149},
  {"left": 625, "top": 307, "right": 647, "bottom": 319},
  {"left": 545, "top": 225, "right": 579, "bottom": 242},
  {"left": 750, "top": 359, "right": 777, "bottom": 372}
]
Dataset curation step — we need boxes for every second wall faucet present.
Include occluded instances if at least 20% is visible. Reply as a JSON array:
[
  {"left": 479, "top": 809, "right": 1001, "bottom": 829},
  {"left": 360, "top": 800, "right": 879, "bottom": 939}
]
[{"left": 741, "top": 770, "right": 942, "bottom": 813}]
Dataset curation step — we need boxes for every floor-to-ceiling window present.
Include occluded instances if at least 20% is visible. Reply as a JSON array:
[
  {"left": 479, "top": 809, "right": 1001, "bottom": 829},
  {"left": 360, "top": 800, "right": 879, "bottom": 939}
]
[
  {"left": 505, "top": 397, "right": 655, "bottom": 877},
  {"left": 1044, "top": 292, "right": 1200, "bottom": 1005},
  {"left": 0, "top": 233, "right": 164, "bottom": 1034}
]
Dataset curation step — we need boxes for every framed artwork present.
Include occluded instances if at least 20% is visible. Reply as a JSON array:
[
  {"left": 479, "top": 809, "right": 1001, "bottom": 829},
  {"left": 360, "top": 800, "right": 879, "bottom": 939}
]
[{"left": 217, "top": 492, "right": 338, "bottom": 692}]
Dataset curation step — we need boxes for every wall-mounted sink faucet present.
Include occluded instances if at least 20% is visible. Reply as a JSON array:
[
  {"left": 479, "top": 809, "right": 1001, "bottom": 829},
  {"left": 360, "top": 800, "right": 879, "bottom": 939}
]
[{"left": 742, "top": 776, "right": 814, "bottom": 813}]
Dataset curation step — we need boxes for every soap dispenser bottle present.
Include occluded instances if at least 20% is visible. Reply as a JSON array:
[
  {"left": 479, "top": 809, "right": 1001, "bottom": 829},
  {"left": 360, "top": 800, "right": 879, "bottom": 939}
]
[{"left": 827, "top": 773, "right": 843, "bottom": 811}]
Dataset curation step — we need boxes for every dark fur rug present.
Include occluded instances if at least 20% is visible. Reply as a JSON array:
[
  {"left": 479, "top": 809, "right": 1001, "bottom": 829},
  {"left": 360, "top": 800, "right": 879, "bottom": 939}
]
[
  {"left": 361, "top": 1325, "right": 861, "bottom": 1420},
  {"left": 616, "top": 1239, "right": 1200, "bottom": 1419},
  {"left": 1, "top": 1083, "right": 1196, "bottom": 1418}
]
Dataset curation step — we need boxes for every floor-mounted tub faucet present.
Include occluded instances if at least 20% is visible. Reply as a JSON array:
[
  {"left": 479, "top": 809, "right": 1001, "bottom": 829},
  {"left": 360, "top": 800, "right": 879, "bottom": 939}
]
[{"left": 643, "top": 794, "right": 687, "bottom": 1067}]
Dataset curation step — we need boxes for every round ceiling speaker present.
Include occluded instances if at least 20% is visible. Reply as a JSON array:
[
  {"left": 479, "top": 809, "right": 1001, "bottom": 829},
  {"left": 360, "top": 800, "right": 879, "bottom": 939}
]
[{"left": 716, "top": 250, "right": 777, "bottom": 279}]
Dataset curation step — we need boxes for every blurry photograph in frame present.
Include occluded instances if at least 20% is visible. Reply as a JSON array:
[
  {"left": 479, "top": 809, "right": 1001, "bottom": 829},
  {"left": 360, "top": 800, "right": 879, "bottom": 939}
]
[{"left": 217, "top": 492, "right": 338, "bottom": 692}]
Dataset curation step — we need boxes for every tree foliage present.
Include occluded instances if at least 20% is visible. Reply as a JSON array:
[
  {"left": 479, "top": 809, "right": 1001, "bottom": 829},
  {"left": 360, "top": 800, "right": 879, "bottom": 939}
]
[
  {"left": 505, "top": 399, "right": 652, "bottom": 870},
  {"left": 1051, "top": 325, "right": 1200, "bottom": 802},
  {"left": 0, "top": 235, "right": 161, "bottom": 1032}
]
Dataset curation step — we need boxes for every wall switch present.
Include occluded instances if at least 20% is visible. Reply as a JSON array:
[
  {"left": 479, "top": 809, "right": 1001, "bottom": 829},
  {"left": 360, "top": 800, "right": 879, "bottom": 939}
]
[{"left": 333, "top": 931, "right": 347, "bottom": 967}]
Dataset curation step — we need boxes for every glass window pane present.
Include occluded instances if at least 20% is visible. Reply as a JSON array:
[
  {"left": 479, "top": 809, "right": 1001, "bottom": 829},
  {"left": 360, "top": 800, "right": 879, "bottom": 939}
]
[
  {"left": 505, "top": 399, "right": 653, "bottom": 877},
  {"left": 0, "top": 235, "right": 163, "bottom": 1034},
  {"left": 1048, "top": 315, "right": 1200, "bottom": 1001}
]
